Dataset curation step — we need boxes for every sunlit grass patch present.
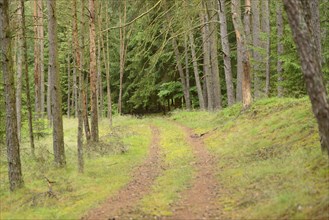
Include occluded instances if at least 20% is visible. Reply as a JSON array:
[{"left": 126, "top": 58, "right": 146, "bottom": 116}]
[
  {"left": 138, "top": 119, "right": 194, "bottom": 217},
  {"left": 0, "top": 116, "right": 152, "bottom": 219},
  {"left": 173, "top": 97, "right": 329, "bottom": 219}
]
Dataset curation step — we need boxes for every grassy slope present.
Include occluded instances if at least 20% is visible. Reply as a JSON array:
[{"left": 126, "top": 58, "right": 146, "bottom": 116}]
[
  {"left": 0, "top": 116, "right": 152, "bottom": 219},
  {"left": 172, "top": 97, "right": 329, "bottom": 219}
]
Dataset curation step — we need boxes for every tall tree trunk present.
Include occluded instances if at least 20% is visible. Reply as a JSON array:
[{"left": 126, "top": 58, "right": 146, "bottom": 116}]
[
  {"left": 184, "top": 35, "right": 191, "bottom": 109},
  {"left": 89, "top": 0, "right": 99, "bottom": 142},
  {"left": 188, "top": 31, "right": 205, "bottom": 110},
  {"left": 217, "top": 0, "right": 235, "bottom": 106},
  {"left": 252, "top": 0, "right": 261, "bottom": 98},
  {"left": 118, "top": 0, "right": 127, "bottom": 115},
  {"left": 47, "top": 0, "right": 66, "bottom": 166},
  {"left": 105, "top": 0, "right": 112, "bottom": 125},
  {"left": 276, "top": 2, "right": 284, "bottom": 97},
  {"left": 73, "top": 59, "right": 77, "bottom": 117},
  {"left": 232, "top": 0, "right": 252, "bottom": 109},
  {"left": 72, "top": 0, "right": 84, "bottom": 172},
  {"left": 235, "top": 0, "right": 243, "bottom": 102},
  {"left": 33, "top": 0, "right": 41, "bottom": 116},
  {"left": 80, "top": 0, "right": 91, "bottom": 141},
  {"left": 172, "top": 37, "right": 191, "bottom": 110},
  {"left": 0, "top": 0, "right": 24, "bottom": 191},
  {"left": 200, "top": 10, "right": 214, "bottom": 111},
  {"left": 19, "top": 0, "right": 35, "bottom": 157},
  {"left": 262, "top": 0, "right": 271, "bottom": 97},
  {"left": 67, "top": 54, "right": 71, "bottom": 118},
  {"left": 16, "top": 0, "right": 23, "bottom": 142},
  {"left": 284, "top": 0, "right": 329, "bottom": 155},
  {"left": 208, "top": 0, "right": 221, "bottom": 110},
  {"left": 38, "top": 0, "right": 44, "bottom": 115}
]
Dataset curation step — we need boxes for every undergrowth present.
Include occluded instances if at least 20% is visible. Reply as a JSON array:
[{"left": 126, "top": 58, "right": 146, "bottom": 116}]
[
  {"left": 172, "top": 97, "right": 329, "bottom": 219},
  {"left": 0, "top": 116, "right": 152, "bottom": 219}
]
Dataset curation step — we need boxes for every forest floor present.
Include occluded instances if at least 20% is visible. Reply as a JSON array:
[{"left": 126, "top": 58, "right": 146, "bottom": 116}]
[{"left": 1, "top": 97, "right": 328, "bottom": 219}]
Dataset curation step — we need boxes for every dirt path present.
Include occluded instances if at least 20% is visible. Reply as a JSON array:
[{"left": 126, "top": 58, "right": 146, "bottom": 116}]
[
  {"left": 167, "top": 124, "right": 222, "bottom": 220},
  {"left": 81, "top": 125, "right": 163, "bottom": 220}
]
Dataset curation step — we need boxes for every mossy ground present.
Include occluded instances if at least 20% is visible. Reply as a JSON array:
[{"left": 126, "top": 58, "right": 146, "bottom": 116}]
[
  {"left": 172, "top": 97, "right": 329, "bottom": 219},
  {"left": 0, "top": 116, "right": 152, "bottom": 219}
]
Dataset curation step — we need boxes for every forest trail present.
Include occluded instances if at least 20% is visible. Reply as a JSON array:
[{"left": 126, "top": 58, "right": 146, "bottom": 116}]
[
  {"left": 82, "top": 125, "right": 164, "bottom": 220},
  {"left": 82, "top": 120, "right": 222, "bottom": 219},
  {"left": 167, "top": 123, "right": 222, "bottom": 219}
]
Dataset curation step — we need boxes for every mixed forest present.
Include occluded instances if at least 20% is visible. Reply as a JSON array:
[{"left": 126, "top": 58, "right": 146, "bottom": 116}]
[{"left": 0, "top": 0, "right": 329, "bottom": 219}]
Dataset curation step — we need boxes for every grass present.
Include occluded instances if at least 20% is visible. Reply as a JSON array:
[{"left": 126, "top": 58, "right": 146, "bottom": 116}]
[
  {"left": 138, "top": 118, "right": 195, "bottom": 217},
  {"left": 0, "top": 116, "right": 152, "bottom": 219},
  {"left": 172, "top": 97, "right": 329, "bottom": 219}
]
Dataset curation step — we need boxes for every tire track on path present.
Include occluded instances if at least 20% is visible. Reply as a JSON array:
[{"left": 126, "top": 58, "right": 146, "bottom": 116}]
[
  {"left": 167, "top": 124, "right": 223, "bottom": 220},
  {"left": 82, "top": 125, "right": 163, "bottom": 220}
]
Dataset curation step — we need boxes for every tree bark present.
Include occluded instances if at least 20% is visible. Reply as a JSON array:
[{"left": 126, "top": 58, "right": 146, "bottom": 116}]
[
  {"left": 184, "top": 35, "right": 191, "bottom": 109},
  {"left": 105, "top": 0, "right": 112, "bottom": 125},
  {"left": 172, "top": 37, "right": 191, "bottom": 110},
  {"left": 284, "top": 0, "right": 329, "bottom": 155},
  {"left": 252, "top": 0, "right": 261, "bottom": 98},
  {"left": 89, "top": 0, "right": 99, "bottom": 142},
  {"left": 33, "top": 0, "right": 41, "bottom": 115},
  {"left": 232, "top": 0, "right": 252, "bottom": 109},
  {"left": 208, "top": 0, "right": 221, "bottom": 110},
  {"left": 38, "top": 0, "right": 44, "bottom": 115},
  {"left": 217, "top": 0, "right": 235, "bottom": 106},
  {"left": 19, "top": 0, "right": 35, "bottom": 157},
  {"left": 262, "top": 0, "right": 271, "bottom": 97},
  {"left": 276, "top": 2, "right": 284, "bottom": 97},
  {"left": 16, "top": 0, "right": 23, "bottom": 142},
  {"left": 200, "top": 10, "right": 214, "bottom": 111},
  {"left": 235, "top": 0, "right": 243, "bottom": 102},
  {"left": 188, "top": 31, "right": 205, "bottom": 110},
  {"left": 47, "top": 0, "right": 66, "bottom": 166},
  {"left": 0, "top": 0, "right": 24, "bottom": 191},
  {"left": 67, "top": 54, "right": 71, "bottom": 118},
  {"left": 72, "top": 0, "right": 84, "bottom": 173}
]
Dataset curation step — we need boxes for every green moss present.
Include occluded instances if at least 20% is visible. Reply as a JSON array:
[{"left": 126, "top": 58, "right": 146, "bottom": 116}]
[{"left": 172, "top": 97, "right": 329, "bottom": 219}]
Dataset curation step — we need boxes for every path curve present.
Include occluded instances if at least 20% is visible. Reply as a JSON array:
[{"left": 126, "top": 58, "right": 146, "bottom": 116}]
[
  {"left": 82, "top": 125, "right": 163, "bottom": 220},
  {"left": 168, "top": 124, "right": 223, "bottom": 220}
]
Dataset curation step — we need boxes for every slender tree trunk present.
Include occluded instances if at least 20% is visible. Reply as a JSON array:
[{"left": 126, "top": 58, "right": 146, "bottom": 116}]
[
  {"left": 1, "top": 0, "right": 24, "bottom": 191},
  {"left": 33, "top": 0, "right": 41, "bottom": 116},
  {"left": 208, "top": 0, "right": 221, "bottom": 110},
  {"left": 47, "top": 0, "right": 66, "bottom": 166},
  {"left": 67, "top": 54, "right": 71, "bottom": 118},
  {"left": 72, "top": 0, "right": 84, "bottom": 172},
  {"left": 73, "top": 59, "right": 77, "bottom": 117},
  {"left": 19, "top": 0, "right": 35, "bottom": 157},
  {"left": 277, "top": 2, "right": 284, "bottom": 97},
  {"left": 89, "top": 0, "right": 99, "bottom": 142},
  {"left": 252, "top": 0, "right": 261, "bottom": 98},
  {"left": 118, "top": 0, "right": 127, "bottom": 115},
  {"left": 80, "top": 0, "right": 91, "bottom": 141},
  {"left": 172, "top": 37, "right": 191, "bottom": 110},
  {"left": 262, "top": 0, "right": 271, "bottom": 97},
  {"left": 188, "top": 31, "right": 205, "bottom": 110},
  {"left": 284, "top": 0, "right": 329, "bottom": 155},
  {"left": 235, "top": 0, "right": 243, "bottom": 102},
  {"left": 38, "top": 0, "right": 44, "bottom": 115},
  {"left": 232, "top": 0, "right": 252, "bottom": 109},
  {"left": 184, "top": 35, "right": 191, "bottom": 109},
  {"left": 16, "top": 0, "right": 23, "bottom": 142},
  {"left": 200, "top": 10, "right": 213, "bottom": 111},
  {"left": 218, "top": 0, "right": 235, "bottom": 106},
  {"left": 47, "top": 67, "right": 52, "bottom": 124}
]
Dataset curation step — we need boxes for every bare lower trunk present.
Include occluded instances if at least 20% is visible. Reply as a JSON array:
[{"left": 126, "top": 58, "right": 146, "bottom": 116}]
[
  {"left": 252, "top": 0, "right": 261, "bottom": 98},
  {"left": 218, "top": 0, "right": 235, "bottom": 106},
  {"left": 47, "top": 0, "right": 66, "bottom": 166},
  {"left": 188, "top": 32, "right": 205, "bottom": 110},
  {"left": 89, "top": 0, "right": 99, "bottom": 142},
  {"left": 38, "top": 0, "right": 44, "bottom": 115},
  {"left": 262, "top": 0, "right": 271, "bottom": 96},
  {"left": 104, "top": 1, "right": 112, "bottom": 125},
  {"left": 284, "top": 0, "right": 329, "bottom": 155},
  {"left": 67, "top": 54, "right": 71, "bottom": 118},
  {"left": 16, "top": 1, "right": 23, "bottom": 142},
  {"left": 1, "top": 0, "right": 24, "bottom": 191},
  {"left": 184, "top": 35, "right": 191, "bottom": 109},
  {"left": 277, "top": 2, "right": 284, "bottom": 97}
]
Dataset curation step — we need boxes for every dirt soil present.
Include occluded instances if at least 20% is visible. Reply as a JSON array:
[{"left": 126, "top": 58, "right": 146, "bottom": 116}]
[
  {"left": 81, "top": 125, "right": 163, "bottom": 220},
  {"left": 165, "top": 125, "right": 223, "bottom": 220},
  {"left": 82, "top": 123, "right": 222, "bottom": 220}
]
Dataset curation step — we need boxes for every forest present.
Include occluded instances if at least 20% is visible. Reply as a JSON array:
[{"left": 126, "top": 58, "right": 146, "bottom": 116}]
[{"left": 0, "top": 0, "right": 328, "bottom": 219}]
